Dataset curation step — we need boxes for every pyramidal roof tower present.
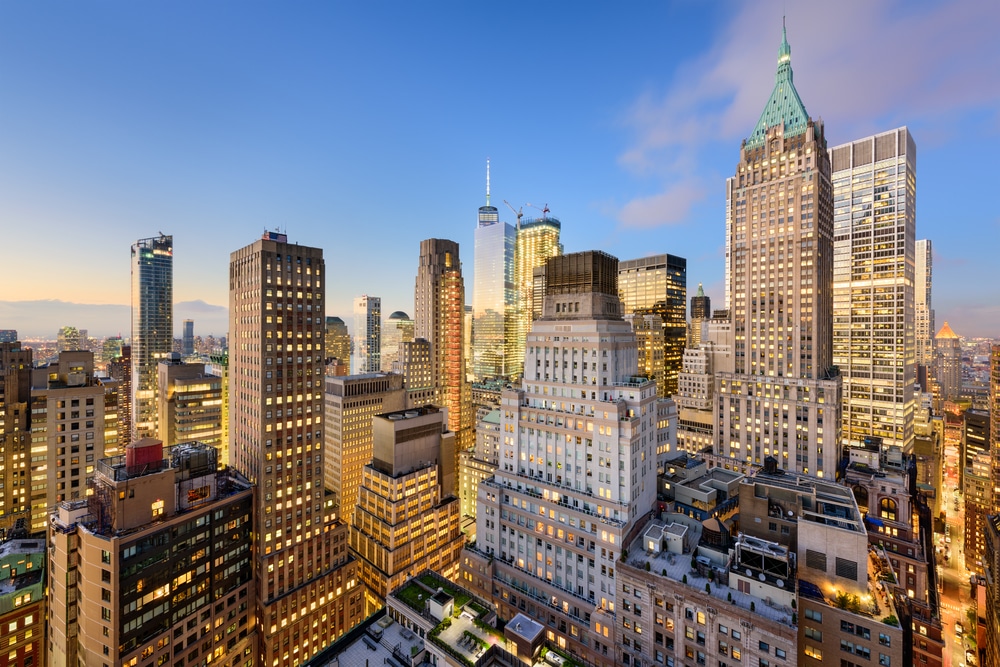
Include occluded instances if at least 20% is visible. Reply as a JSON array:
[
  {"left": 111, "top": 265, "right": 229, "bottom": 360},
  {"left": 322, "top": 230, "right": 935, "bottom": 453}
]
[{"left": 744, "top": 19, "right": 811, "bottom": 149}]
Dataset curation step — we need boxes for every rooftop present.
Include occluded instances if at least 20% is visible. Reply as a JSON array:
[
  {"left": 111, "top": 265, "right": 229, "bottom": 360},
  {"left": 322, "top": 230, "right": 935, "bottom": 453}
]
[
  {"left": 745, "top": 22, "right": 810, "bottom": 149},
  {"left": 307, "top": 611, "right": 427, "bottom": 667}
]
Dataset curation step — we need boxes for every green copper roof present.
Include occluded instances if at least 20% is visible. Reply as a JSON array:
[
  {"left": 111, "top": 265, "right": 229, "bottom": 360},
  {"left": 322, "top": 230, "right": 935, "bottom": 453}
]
[
  {"left": 745, "top": 22, "right": 809, "bottom": 149},
  {"left": 695, "top": 283, "right": 704, "bottom": 298}
]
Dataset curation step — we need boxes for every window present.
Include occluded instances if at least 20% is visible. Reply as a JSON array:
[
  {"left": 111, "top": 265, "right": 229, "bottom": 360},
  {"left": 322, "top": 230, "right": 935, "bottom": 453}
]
[
  {"left": 879, "top": 498, "right": 897, "bottom": 521},
  {"left": 759, "top": 642, "right": 769, "bottom": 652},
  {"left": 775, "top": 649, "right": 786, "bottom": 660},
  {"left": 878, "top": 634, "right": 891, "bottom": 647},
  {"left": 804, "top": 646, "right": 822, "bottom": 660},
  {"left": 804, "top": 608, "right": 822, "bottom": 622},
  {"left": 805, "top": 628, "right": 822, "bottom": 641},
  {"left": 879, "top": 655, "right": 890, "bottom": 666}
]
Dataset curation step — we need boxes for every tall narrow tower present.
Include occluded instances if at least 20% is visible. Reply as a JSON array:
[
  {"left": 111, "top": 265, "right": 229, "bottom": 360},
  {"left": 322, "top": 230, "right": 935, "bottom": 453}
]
[
  {"left": 831, "top": 128, "right": 916, "bottom": 452},
  {"left": 352, "top": 295, "right": 381, "bottom": 374},
  {"left": 415, "top": 239, "right": 473, "bottom": 469},
  {"left": 716, "top": 22, "right": 842, "bottom": 477},
  {"left": 131, "top": 234, "right": 173, "bottom": 440},
  {"left": 513, "top": 217, "right": 562, "bottom": 378},
  {"left": 473, "top": 160, "right": 518, "bottom": 379},
  {"left": 915, "top": 239, "right": 934, "bottom": 387},
  {"left": 229, "top": 231, "right": 363, "bottom": 666}
]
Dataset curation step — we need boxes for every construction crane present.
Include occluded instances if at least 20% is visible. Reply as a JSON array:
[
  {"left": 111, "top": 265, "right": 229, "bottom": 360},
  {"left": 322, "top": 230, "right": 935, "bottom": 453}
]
[
  {"left": 504, "top": 200, "right": 523, "bottom": 230},
  {"left": 526, "top": 202, "right": 550, "bottom": 220}
]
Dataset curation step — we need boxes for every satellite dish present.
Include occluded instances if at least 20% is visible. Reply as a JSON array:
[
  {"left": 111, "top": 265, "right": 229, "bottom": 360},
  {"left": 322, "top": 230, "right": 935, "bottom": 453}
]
[
  {"left": 758, "top": 573, "right": 766, "bottom": 582},
  {"left": 776, "top": 580, "right": 784, "bottom": 588},
  {"left": 746, "top": 569, "right": 752, "bottom": 577},
  {"left": 787, "top": 510, "right": 793, "bottom": 517}
]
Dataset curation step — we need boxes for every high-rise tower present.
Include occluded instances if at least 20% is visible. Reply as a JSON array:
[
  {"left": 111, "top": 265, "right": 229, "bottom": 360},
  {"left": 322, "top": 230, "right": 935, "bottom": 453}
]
[
  {"left": 229, "top": 231, "right": 364, "bottom": 666},
  {"left": 352, "top": 295, "right": 381, "bottom": 374},
  {"left": 513, "top": 217, "right": 562, "bottom": 378},
  {"left": 131, "top": 234, "right": 173, "bottom": 440},
  {"left": 415, "top": 239, "right": 473, "bottom": 468},
  {"left": 831, "top": 128, "right": 916, "bottom": 452},
  {"left": 463, "top": 251, "right": 658, "bottom": 667},
  {"left": 716, "top": 23, "right": 842, "bottom": 477},
  {"left": 935, "top": 321, "right": 962, "bottom": 402},
  {"left": 0, "top": 342, "right": 32, "bottom": 528},
  {"left": 915, "top": 239, "right": 934, "bottom": 387},
  {"left": 473, "top": 160, "right": 518, "bottom": 380},
  {"left": 688, "top": 282, "right": 711, "bottom": 348},
  {"left": 182, "top": 319, "right": 195, "bottom": 355}
]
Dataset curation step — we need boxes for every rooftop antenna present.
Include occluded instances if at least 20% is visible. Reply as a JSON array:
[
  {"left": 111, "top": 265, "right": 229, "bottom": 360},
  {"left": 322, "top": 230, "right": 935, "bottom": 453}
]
[{"left": 486, "top": 158, "right": 491, "bottom": 207}]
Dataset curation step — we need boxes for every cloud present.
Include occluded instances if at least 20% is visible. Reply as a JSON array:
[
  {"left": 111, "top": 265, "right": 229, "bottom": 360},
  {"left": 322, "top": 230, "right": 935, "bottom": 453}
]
[
  {"left": 615, "top": 1, "right": 1000, "bottom": 229},
  {"left": 618, "top": 179, "right": 706, "bottom": 229}
]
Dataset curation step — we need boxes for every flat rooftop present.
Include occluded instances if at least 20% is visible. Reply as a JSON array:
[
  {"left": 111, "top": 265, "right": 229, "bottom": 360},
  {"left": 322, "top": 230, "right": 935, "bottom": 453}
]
[{"left": 309, "top": 613, "right": 424, "bottom": 667}]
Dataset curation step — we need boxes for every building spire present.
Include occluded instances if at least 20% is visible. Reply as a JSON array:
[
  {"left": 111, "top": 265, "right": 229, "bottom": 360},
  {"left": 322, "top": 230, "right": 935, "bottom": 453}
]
[
  {"left": 696, "top": 283, "right": 705, "bottom": 298},
  {"left": 778, "top": 16, "right": 791, "bottom": 68},
  {"left": 486, "top": 158, "right": 491, "bottom": 207},
  {"left": 743, "top": 18, "right": 809, "bottom": 148}
]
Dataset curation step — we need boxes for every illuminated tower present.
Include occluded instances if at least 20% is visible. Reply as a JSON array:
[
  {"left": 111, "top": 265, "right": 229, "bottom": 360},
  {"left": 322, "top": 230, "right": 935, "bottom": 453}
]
[
  {"left": 380, "top": 310, "right": 414, "bottom": 372},
  {"left": 352, "top": 295, "right": 381, "bottom": 374},
  {"left": 915, "top": 239, "right": 934, "bottom": 387},
  {"left": 831, "top": 127, "right": 916, "bottom": 452},
  {"left": 229, "top": 231, "right": 364, "bottom": 666},
  {"left": 935, "top": 321, "right": 961, "bottom": 402},
  {"left": 414, "top": 239, "right": 473, "bottom": 473},
  {"left": 473, "top": 160, "right": 518, "bottom": 379},
  {"left": 513, "top": 216, "right": 562, "bottom": 378},
  {"left": 716, "top": 22, "right": 842, "bottom": 477},
  {"left": 131, "top": 234, "right": 173, "bottom": 441}
]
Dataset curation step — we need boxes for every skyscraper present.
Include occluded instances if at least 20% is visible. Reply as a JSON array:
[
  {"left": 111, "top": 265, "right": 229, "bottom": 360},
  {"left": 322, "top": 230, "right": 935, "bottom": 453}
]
[
  {"left": 324, "top": 315, "right": 351, "bottom": 364},
  {"left": 688, "top": 282, "right": 711, "bottom": 348},
  {"left": 107, "top": 344, "right": 132, "bottom": 448},
  {"left": 915, "top": 239, "right": 934, "bottom": 386},
  {"left": 935, "top": 321, "right": 962, "bottom": 402},
  {"left": 229, "top": 231, "right": 364, "bottom": 667},
  {"left": 831, "top": 128, "right": 916, "bottom": 452},
  {"left": 157, "top": 352, "right": 223, "bottom": 450},
  {"left": 352, "top": 295, "right": 381, "bottom": 374},
  {"left": 716, "top": 23, "right": 842, "bottom": 477},
  {"left": 513, "top": 217, "right": 562, "bottom": 379},
  {"left": 57, "top": 325, "right": 80, "bottom": 352},
  {"left": 0, "top": 342, "right": 32, "bottom": 528},
  {"left": 414, "top": 238, "right": 473, "bottom": 467},
  {"left": 463, "top": 251, "right": 658, "bottom": 667},
  {"left": 618, "top": 254, "right": 687, "bottom": 397},
  {"left": 182, "top": 318, "right": 194, "bottom": 355},
  {"left": 473, "top": 162, "right": 518, "bottom": 379},
  {"left": 131, "top": 234, "right": 173, "bottom": 441}
]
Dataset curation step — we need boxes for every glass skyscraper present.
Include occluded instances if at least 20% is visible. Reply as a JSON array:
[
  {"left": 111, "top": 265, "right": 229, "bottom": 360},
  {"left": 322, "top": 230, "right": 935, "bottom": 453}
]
[
  {"left": 352, "top": 295, "right": 381, "bottom": 373},
  {"left": 130, "top": 234, "right": 173, "bottom": 440},
  {"left": 513, "top": 217, "right": 562, "bottom": 379},
  {"left": 831, "top": 128, "right": 916, "bottom": 452},
  {"left": 473, "top": 170, "right": 517, "bottom": 380}
]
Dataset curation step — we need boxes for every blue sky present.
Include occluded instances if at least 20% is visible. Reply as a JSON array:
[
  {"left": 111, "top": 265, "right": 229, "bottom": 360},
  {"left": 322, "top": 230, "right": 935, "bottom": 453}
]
[{"left": 1, "top": 1, "right": 998, "bottom": 338}]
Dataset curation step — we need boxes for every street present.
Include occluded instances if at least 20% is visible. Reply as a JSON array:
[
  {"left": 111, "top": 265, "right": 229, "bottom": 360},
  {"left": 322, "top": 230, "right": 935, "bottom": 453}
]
[{"left": 938, "top": 436, "right": 975, "bottom": 667}]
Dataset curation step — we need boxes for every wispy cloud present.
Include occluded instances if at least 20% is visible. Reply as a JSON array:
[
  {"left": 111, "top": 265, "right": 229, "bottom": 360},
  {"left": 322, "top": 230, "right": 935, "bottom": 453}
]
[
  {"left": 618, "top": 179, "right": 706, "bottom": 229},
  {"left": 615, "top": 0, "right": 1000, "bottom": 228}
]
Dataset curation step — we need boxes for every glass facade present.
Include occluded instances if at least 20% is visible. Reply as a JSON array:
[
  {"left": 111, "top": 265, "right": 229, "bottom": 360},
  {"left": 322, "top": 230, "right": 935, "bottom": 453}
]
[
  {"left": 831, "top": 128, "right": 916, "bottom": 451},
  {"left": 130, "top": 234, "right": 173, "bottom": 441},
  {"left": 513, "top": 218, "right": 562, "bottom": 379},
  {"left": 352, "top": 295, "right": 381, "bottom": 374},
  {"left": 618, "top": 254, "right": 687, "bottom": 397},
  {"left": 914, "top": 239, "right": 934, "bottom": 372},
  {"left": 472, "top": 214, "right": 516, "bottom": 379}
]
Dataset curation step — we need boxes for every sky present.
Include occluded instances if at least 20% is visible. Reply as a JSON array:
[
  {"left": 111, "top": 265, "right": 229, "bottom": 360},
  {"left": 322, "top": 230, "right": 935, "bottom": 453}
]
[{"left": 1, "top": 1, "right": 999, "bottom": 339}]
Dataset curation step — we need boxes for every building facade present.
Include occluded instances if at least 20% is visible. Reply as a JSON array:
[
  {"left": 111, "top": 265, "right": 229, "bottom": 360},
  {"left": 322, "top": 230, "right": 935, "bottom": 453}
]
[
  {"left": 0, "top": 538, "right": 45, "bottom": 667},
  {"left": 352, "top": 295, "right": 381, "bottom": 374},
  {"left": 831, "top": 128, "right": 916, "bottom": 453},
  {"left": 322, "top": 373, "right": 406, "bottom": 523},
  {"left": 934, "top": 322, "right": 961, "bottom": 403},
  {"left": 0, "top": 342, "right": 32, "bottom": 531},
  {"left": 414, "top": 239, "right": 474, "bottom": 467},
  {"left": 48, "top": 440, "right": 255, "bottom": 667},
  {"left": 157, "top": 353, "right": 223, "bottom": 449},
  {"left": 131, "top": 234, "right": 174, "bottom": 441},
  {"left": 473, "top": 169, "right": 518, "bottom": 380},
  {"left": 915, "top": 239, "right": 934, "bottom": 386},
  {"left": 688, "top": 282, "right": 710, "bottom": 348},
  {"left": 716, "top": 25, "right": 842, "bottom": 478},
  {"left": 229, "top": 231, "right": 365, "bottom": 667},
  {"left": 106, "top": 344, "right": 132, "bottom": 449},
  {"left": 619, "top": 254, "right": 687, "bottom": 397},
  {"left": 182, "top": 319, "right": 195, "bottom": 356},
  {"left": 324, "top": 316, "right": 351, "bottom": 367},
  {"left": 463, "top": 251, "right": 659, "bottom": 667},
  {"left": 513, "top": 218, "right": 562, "bottom": 380},
  {"left": 380, "top": 311, "right": 414, "bottom": 373}
]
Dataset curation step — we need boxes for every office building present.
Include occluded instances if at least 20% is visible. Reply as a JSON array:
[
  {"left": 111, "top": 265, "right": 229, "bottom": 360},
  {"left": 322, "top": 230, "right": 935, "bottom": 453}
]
[
  {"left": 395, "top": 338, "right": 435, "bottom": 405},
  {"left": 473, "top": 165, "right": 518, "bottom": 380},
  {"left": 57, "top": 326, "right": 80, "bottom": 352},
  {"left": 349, "top": 406, "right": 463, "bottom": 604},
  {"left": 380, "top": 310, "right": 414, "bottom": 373},
  {"left": 96, "top": 375, "right": 122, "bottom": 458},
  {"left": 0, "top": 342, "right": 32, "bottom": 530},
  {"left": 106, "top": 344, "right": 132, "bottom": 449},
  {"left": 619, "top": 253, "right": 687, "bottom": 397},
  {"left": 208, "top": 351, "right": 230, "bottom": 465},
  {"left": 463, "top": 251, "right": 659, "bottom": 667},
  {"left": 675, "top": 316, "right": 733, "bottom": 457},
  {"left": 962, "top": 408, "right": 989, "bottom": 491},
  {"left": 414, "top": 238, "right": 473, "bottom": 466},
  {"left": 100, "top": 335, "right": 123, "bottom": 366},
  {"left": 353, "top": 295, "right": 381, "bottom": 374},
  {"left": 627, "top": 311, "right": 666, "bottom": 397},
  {"left": 915, "top": 239, "right": 934, "bottom": 386},
  {"left": 984, "top": 515, "right": 1000, "bottom": 667},
  {"left": 831, "top": 128, "right": 916, "bottom": 453},
  {"left": 323, "top": 373, "right": 405, "bottom": 523},
  {"left": 716, "top": 24, "right": 842, "bottom": 478},
  {"left": 513, "top": 217, "right": 562, "bottom": 379},
  {"left": 935, "top": 321, "right": 962, "bottom": 402},
  {"left": 182, "top": 319, "right": 195, "bottom": 355},
  {"left": 459, "top": 407, "right": 500, "bottom": 522},
  {"left": 688, "top": 282, "right": 710, "bottom": 348},
  {"left": 131, "top": 234, "right": 174, "bottom": 441},
  {"left": 29, "top": 351, "right": 105, "bottom": 532},
  {"left": 157, "top": 353, "right": 223, "bottom": 449},
  {"left": 229, "top": 231, "right": 365, "bottom": 666},
  {"left": 324, "top": 316, "right": 351, "bottom": 366},
  {"left": 464, "top": 304, "right": 474, "bottom": 382},
  {"left": 48, "top": 440, "right": 255, "bottom": 667},
  {"left": 0, "top": 538, "right": 45, "bottom": 667}
]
